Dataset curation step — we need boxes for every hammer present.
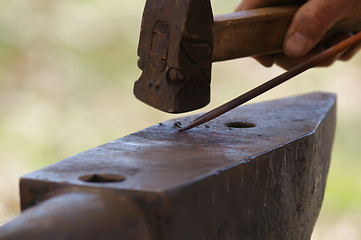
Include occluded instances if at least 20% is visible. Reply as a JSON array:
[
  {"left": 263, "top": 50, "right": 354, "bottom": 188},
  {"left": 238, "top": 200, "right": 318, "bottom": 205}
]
[{"left": 134, "top": 0, "right": 361, "bottom": 113}]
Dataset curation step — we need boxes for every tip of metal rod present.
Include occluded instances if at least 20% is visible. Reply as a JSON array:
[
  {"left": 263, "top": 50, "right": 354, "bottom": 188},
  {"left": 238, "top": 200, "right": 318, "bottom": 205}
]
[{"left": 173, "top": 121, "right": 185, "bottom": 131}]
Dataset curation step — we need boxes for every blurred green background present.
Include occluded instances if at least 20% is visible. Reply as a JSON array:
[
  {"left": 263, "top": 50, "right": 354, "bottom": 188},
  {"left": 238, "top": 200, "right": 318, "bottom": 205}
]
[{"left": 0, "top": 0, "right": 360, "bottom": 238}]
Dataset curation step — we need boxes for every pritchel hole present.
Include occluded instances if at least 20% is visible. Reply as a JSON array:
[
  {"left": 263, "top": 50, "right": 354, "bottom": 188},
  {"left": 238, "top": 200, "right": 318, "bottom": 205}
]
[
  {"left": 79, "top": 174, "right": 126, "bottom": 183},
  {"left": 225, "top": 121, "right": 256, "bottom": 129}
]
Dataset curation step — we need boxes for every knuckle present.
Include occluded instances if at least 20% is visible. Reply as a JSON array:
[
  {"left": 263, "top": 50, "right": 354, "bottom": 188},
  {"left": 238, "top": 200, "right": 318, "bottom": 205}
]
[
  {"left": 293, "top": 2, "right": 343, "bottom": 40},
  {"left": 294, "top": 7, "right": 330, "bottom": 37}
]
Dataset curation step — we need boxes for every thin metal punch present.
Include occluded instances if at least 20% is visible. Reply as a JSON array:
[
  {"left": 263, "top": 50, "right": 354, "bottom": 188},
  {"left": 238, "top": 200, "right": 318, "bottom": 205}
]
[{"left": 175, "top": 31, "right": 361, "bottom": 131}]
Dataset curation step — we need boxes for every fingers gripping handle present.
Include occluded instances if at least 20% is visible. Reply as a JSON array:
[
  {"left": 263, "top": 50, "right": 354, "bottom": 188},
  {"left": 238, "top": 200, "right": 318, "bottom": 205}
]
[{"left": 213, "top": 5, "right": 361, "bottom": 62}]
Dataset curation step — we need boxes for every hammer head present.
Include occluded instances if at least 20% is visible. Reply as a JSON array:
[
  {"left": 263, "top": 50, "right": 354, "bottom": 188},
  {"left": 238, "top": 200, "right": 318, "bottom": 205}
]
[{"left": 134, "top": 0, "right": 214, "bottom": 113}]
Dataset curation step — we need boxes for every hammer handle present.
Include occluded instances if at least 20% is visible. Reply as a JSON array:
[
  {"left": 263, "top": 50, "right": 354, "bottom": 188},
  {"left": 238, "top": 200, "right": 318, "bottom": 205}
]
[{"left": 213, "top": 5, "right": 361, "bottom": 62}]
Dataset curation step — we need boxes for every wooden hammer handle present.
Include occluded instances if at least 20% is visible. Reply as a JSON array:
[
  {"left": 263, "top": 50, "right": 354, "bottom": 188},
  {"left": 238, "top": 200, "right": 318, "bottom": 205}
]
[
  {"left": 176, "top": 30, "right": 361, "bottom": 131},
  {"left": 212, "top": 5, "right": 361, "bottom": 62}
]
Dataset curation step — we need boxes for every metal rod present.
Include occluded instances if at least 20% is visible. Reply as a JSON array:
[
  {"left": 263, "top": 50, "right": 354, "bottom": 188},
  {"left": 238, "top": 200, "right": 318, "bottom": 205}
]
[{"left": 175, "top": 31, "right": 361, "bottom": 131}]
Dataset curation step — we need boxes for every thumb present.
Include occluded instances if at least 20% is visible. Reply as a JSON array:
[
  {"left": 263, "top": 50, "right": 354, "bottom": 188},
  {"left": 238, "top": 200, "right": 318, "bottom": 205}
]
[{"left": 284, "top": 0, "right": 352, "bottom": 57}]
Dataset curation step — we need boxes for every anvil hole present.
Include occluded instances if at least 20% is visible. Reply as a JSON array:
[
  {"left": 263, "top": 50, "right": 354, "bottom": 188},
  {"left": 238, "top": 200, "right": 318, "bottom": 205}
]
[
  {"left": 225, "top": 121, "right": 256, "bottom": 129},
  {"left": 79, "top": 174, "right": 126, "bottom": 183}
]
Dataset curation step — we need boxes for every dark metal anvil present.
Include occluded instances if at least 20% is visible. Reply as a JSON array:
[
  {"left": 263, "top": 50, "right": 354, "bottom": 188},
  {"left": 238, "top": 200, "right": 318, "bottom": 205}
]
[{"left": 0, "top": 92, "right": 336, "bottom": 239}]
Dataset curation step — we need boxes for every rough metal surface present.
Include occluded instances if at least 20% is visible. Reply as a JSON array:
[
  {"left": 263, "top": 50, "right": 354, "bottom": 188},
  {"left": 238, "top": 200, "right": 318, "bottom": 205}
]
[
  {"left": 0, "top": 92, "right": 336, "bottom": 240},
  {"left": 135, "top": 0, "right": 213, "bottom": 113}
]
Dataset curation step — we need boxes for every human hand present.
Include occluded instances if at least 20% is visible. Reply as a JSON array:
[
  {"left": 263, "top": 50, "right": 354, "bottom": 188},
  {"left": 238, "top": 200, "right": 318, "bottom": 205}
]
[{"left": 235, "top": 0, "right": 361, "bottom": 69}]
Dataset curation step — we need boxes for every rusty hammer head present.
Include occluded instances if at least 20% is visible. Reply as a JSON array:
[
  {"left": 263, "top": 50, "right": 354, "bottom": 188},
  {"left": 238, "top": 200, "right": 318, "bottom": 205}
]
[{"left": 134, "top": 0, "right": 214, "bottom": 113}]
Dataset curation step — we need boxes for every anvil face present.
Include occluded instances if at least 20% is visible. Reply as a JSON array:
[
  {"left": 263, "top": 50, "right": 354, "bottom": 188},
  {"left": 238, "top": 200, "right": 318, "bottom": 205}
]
[{"left": 21, "top": 92, "right": 336, "bottom": 194}]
